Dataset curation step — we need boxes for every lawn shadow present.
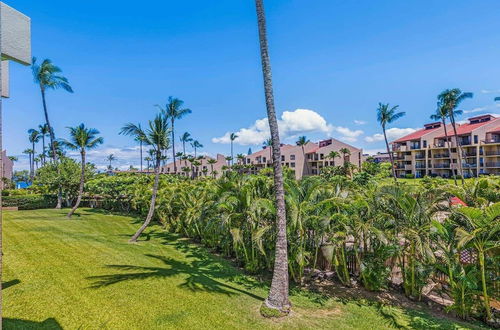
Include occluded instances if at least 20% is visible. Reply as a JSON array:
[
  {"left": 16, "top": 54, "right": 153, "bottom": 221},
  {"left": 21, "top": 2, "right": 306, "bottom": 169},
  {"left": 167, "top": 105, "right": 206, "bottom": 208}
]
[
  {"left": 3, "top": 279, "right": 21, "bottom": 290},
  {"left": 87, "top": 253, "right": 264, "bottom": 302},
  {"left": 4, "top": 317, "right": 62, "bottom": 329}
]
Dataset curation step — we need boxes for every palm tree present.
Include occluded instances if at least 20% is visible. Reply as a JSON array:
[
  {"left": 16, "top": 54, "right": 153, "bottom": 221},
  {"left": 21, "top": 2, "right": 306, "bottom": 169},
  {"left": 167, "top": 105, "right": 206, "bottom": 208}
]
[
  {"left": 158, "top": 97, "right": 191, "bottom": 174},
  {"left": 180, "top": 132, "right": 193, "bottom": 166},
  {"left": 107, "top": 154, "right": 116, "bottom": 170},
  {"left": 296, "top": 136, "right": 309, "bottom": 175},
  {"left": 120, "top": 123, "right": 145, "bottom": 172},
  {"left": 207, "top": 158, "right": 217, "bottom": 178},
  {"left": 230, "top": 133, "right": 238, "bottom": 165},
  {"left": 339, "top": 148, "right": 351, "bottom": 165},
  {"left": 263, "top": 138, "right": 272, "bottom": 165},
  {"left": 144, "top": 156, "right": 152, "bottom": 170},
  {"left": 255, "top": 0, "right": 290, "bottom": 315},
  {"left": 129, "top": 114, "right": 171, "bottom": 242},
  {"left": 31, "top": 57, "right": 73, "bottom": 162},
  {"left": 7, "top": 156, "right": 18, "bottom": 163},
  {"left": 438, "top": 89, "right": 473, "bottom": 185},
  {"left": 191, "top": 140, "right": 203, "bottom": 158},
  {"left": 33, "top": 156, "right": 41, "bottom": 170},
  {"left": 28, "top": 129, "right": 41, "bottom": 177},
  {"left": 23, "top": 149, "right": 34, "bottom": 179},
  {"left": 60, "top": 124, "right": 103, "bottom": 218},
  {"left": 236, "top": 153, "right": 245, "bottom": 165},
  {"left": 455, "top": 203, "right": 500, "bottom": 322},
  {"left": 376, "top": 103, "right": 405, "bottom": 183},
  {"left": 326, "top": 150, "right": 340, "bottom": 166},
  {"left": 431, "top": 101, "right": 458, "bottom": 185},
  {"left": 38, "top": 123, "right": 50, "bottom": 165}
]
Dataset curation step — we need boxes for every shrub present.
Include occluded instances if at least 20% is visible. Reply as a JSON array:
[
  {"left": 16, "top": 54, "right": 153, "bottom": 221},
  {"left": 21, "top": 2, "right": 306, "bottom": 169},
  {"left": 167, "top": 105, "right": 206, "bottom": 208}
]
[
  {"left": 2, "top": 194, "right": 57, "bottom": 210},
  {"left": 405, "top": 173, "right": 415, "bottom": 179}
]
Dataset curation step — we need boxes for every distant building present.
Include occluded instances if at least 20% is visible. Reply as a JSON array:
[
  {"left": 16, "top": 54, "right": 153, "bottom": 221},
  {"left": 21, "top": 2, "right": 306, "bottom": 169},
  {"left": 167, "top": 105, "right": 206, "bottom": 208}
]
[
  {"left": 391, "top": 114, "right": 500, "bottom": 178},
  {"left": 161, "top": 154, "right": 228, "bottom": 178},
  {"left": 1, "top": 150, "right": 13, "bottom": 188},
  {"left": 243, "top": 138, "right": 362, "bottom": 180},
  {"left": 370, "top": 152, "right": 391, "bottom": 163}
]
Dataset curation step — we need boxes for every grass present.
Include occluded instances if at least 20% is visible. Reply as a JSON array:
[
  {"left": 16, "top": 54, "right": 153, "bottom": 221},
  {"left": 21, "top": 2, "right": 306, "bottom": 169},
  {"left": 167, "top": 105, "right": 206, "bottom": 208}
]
[{"left": 4, "top": 208, "right": 487, "bottom": 329}]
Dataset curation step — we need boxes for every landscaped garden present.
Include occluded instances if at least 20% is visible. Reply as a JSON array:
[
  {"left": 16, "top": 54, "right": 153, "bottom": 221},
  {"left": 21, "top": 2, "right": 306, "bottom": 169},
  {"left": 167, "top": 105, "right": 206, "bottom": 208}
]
[{"left": 4, "top": 208, "right": 491, "bottom": 329}]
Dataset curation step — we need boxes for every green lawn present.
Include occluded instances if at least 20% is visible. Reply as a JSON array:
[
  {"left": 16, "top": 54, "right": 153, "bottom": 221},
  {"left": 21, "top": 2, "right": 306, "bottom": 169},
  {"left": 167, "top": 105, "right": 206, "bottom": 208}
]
[{"left": 3, "top": 209, "right": 486, "bottom": 329}]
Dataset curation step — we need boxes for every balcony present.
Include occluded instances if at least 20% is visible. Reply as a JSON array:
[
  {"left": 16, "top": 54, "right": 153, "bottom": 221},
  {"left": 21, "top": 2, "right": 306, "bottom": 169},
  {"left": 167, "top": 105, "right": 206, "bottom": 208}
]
[
  {"left": 405, "top": 164, "right": 413, "bottom": 170},
  {"left": 415, "top": 164, "right": 426, "bottom": 169},
  {"left": 433, "top": 153, "right": 450, "bottom": 159},
  {"left": 404, "top": 155, "right": 412, "bottom": 161},
  {"left": 462, "top": 163, "right": 477, "bottom": 168},
  {"left": 484, "top": 150, "right": 500, "bottom": 156},
  {"left": 410, "top": 143, "right": 421, "bottom": 150},
  {"left": 415, "top": 153, "right": 425, "bottom": 159},
  {"left": 463, "top": 152, "right": 477, "bottom": 157},
  {"left": 484, "top": 162, "right": 500, "bottom": 168},
  {"left": 393, "top": 145, "right": 408, "bottom": 152},
  {"left": 434, "top": 163, "right": 451, "bottom": 169}
]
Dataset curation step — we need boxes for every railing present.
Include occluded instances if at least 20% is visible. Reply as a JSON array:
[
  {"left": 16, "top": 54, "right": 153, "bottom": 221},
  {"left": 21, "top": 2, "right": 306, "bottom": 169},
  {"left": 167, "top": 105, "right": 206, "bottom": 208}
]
[
  {"left": 433, "top": 153, "right": 450, "bottom": 158},
  {"left": 484, "top": 150, "right": 500, "bottom": 156},
  {"left": 482, "top": 138, "right": 500, "bottom": 144},
  {"left": 415, "top": 164, "right": 426, "bottom": 169},
  {"left": 434, "top": 164, "right": 451, "bottom": 168},
  {"left": 484, "top": 162, "right": 500, "bottom": 168},
  {"left": 462, "top": 163, "right": 477, "bottom": 168},
  {"left": 410, "top": 144, "right": 421, "bottom": 150},
  {"left": 463, "top": 153, "right": 477, "bottom": 157},
  {"left": 415, "top": 154, "right": 425, "bottom": 159}
]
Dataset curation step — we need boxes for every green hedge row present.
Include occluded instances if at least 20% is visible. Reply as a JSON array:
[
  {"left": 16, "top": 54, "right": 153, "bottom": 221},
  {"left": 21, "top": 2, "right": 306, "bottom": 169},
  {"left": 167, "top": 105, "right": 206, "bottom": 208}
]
[{"left": 2, "top": 195, "right": 58, "bottom": 210}]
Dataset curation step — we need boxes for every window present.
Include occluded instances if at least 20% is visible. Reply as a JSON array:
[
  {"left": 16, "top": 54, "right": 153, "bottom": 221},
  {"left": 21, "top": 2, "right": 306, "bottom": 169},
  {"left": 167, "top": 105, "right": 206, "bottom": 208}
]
[
  {"left": 320, "top": 153, "right": 324, "bottom": 160},
  {"left": 423, "top": 140, "right": 427, "bottom": 148},
  {"left": 291, "top": 162, "right": 295, "bottom": 168},
  {"left": 474, "top": 135, "right": 478, "bottom": 144},
  {"left": 263, "top": 157, "right": 266, "bottom": 163},
  {"left": 281, "top": 155, "right": 285, "bottom": 161},
  {"left": 290, "top": 154, "right": 295, "bottom": 160}
]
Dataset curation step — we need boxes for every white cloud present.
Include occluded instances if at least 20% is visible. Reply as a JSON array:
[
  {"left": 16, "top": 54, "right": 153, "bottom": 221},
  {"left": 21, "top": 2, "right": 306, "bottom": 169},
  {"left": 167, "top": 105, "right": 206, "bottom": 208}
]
[
  {"left": 480, "top": 89, "right": 500, "bottom": 94},
  {"left": 354, "top": 120, "right": 367, "bottom": 125},
  {"left": 212, "top": 109, "right": 367, "bottom": 145},
  {"left": 364, "top": 127, "right": 417, "bottom": 143},
  {"left": 363, "top": 148, "right": 387, "bottom": 155},
  {"left": 212, "top": 109, "right": 337, "bottom": 145},
  {"left": 463, "top": 103, "right": 500, "bottom": 114}
]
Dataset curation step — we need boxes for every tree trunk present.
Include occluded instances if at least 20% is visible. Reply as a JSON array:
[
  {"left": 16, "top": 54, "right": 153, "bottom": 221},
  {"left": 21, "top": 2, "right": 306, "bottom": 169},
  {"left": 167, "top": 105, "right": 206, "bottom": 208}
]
[
  {"left": 479, "top": 250, "right": 492, "bottom": 321},
  {"left": 171, "top": 119, "right": 177, "bottom": 174},
  {"left": 67, "top": 151, "right": 86, "bottom": 218},
  {"left": 41, "top": 135, "right": 46, "bottom": 165},
  {"left": 255, "top": 0, "right": 290, "bottom": 314},
  {"left": 449, "top": 115, "right": 465, "bottom": 184},
  {"left": 140, "top": 140, "right": 143, "bottom": 172},
  {"left": 442, "top": 119, "right": 457, "bottom": 185},
  {"left": 129, "top": 153, "right": 161, "bottom": 242},
  {"left": 383, "top": 127, "right": 397, "bottom": 183},
  {"left": 41, "top": 87, "right": 64, "bottom": 208}
]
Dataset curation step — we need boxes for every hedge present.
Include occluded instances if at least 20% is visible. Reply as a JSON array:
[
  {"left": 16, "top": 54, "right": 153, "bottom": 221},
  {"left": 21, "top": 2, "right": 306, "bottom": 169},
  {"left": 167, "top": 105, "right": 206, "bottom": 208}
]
[{"left": 2, "top": 194, "right": 58, "bottom": 210}]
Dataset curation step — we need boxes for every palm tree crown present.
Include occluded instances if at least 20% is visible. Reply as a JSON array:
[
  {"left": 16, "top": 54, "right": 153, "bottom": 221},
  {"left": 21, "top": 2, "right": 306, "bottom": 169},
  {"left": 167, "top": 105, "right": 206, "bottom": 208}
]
[
  {"left": 376, "top": 103, "right": 405, "bottom": 129},
  {"left": 32, "top": 57, "right": 73, "bottom": 93},
  {"left": 60, "top": 124, "right": 104, "bottom": 153}
]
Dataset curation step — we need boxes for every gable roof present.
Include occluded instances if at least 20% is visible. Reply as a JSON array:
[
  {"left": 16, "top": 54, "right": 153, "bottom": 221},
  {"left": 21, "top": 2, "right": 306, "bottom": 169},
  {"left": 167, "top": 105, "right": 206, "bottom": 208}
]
[
  {"left": 392, "top": 126, "right": 441, "bottom": 143},
  {"left": 436, "top": 117, "right": 499, "bottom": 138}
]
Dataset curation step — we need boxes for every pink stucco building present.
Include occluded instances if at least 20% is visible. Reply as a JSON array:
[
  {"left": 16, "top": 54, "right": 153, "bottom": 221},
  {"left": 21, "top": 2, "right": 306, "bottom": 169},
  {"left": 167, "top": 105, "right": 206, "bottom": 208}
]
[{"left": 1, "top": 150, "right": 14, "bottom": 188}]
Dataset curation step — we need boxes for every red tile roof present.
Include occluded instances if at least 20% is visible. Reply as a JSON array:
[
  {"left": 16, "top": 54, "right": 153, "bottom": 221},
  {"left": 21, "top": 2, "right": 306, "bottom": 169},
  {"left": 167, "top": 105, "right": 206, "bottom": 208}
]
[
  {"left": 450, "top": 196, "right": 467, "bottom": 207},
  {"left": 392, "top": 127, "right": 439, "bottom": 143},
  {"left": 487, "top": 126, "right": 500, "bottom": 134},
  {"left": 436, "top": 118, "right": 499, "bottom": 138}
]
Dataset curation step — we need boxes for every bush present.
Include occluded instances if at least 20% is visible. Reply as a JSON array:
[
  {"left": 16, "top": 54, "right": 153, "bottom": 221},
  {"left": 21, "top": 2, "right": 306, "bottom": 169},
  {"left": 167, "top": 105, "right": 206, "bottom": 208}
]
[
  {"left": 2, "top": 194, "right": 57, "bottom": 210},
  {"left": 1, "top": 189, "right": 33, "bottom": 196},
  {"left": 405, "top": 173, "right": 415, "bottom": 179}
]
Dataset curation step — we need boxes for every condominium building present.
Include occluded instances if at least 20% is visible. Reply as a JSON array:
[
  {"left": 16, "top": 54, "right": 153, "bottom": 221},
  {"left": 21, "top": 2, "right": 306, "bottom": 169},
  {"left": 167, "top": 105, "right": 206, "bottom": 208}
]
[
  {"left": 243, "top": 138, "right": 363, "bottom": 179},
  {"left": 391, "top": 115, "right": 500, "bottom": 178},
  {"left": 161, "top": 154, "right": 228, "bottom": 178}
]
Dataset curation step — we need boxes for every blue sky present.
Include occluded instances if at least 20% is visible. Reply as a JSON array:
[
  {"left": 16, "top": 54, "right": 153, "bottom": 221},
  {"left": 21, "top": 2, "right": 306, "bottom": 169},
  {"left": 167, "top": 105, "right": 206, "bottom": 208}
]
[{"left": 4, "top": 0, "right": 500, "bottom": 170}]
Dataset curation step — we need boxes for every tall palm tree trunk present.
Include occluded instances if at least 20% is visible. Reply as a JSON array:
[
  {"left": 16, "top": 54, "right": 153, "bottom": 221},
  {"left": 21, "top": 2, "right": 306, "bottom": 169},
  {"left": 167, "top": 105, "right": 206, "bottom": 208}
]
[
  {"left": 383, "top": 127, "right": 397, "bottom": 183},
  {"left": 67, "top": 151, "right": 86, "bottom": 218},
  {"left": 41, "top": 135, "right": 46, "bottom": 165},
  {"left": 449, "top": 116, "right": 465, "bottom": 184},
  {"left": 41, "top": 87, "right": 63, "bottom": 208},
  {"left": 129, "top": 154, "right": 161, "bottom": 242},
  {"left": 255, "top": 0, "right": 290, "bottom": 314},
  {"left": 441, "top": 119, "right": 457, "bottom": 186},
  {"left": 231, "top": 140, "right": 234, "bottom": 166},
  {"left": 139, "top": 140, "right": 143, "bottom": 172},
  {"left": 171, "top": 119, "right": 177, "bottom": 174}
]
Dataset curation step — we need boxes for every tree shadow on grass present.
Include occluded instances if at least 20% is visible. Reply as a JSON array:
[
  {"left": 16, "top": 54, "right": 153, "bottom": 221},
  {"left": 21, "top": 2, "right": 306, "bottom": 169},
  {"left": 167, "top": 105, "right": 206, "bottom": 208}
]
[
  {"left": 86, "top": 254, "right": 264, "bottom": 302},
  {"left": 4, "top": 317, "right": 62, "bottom": 330},
  {"left": 3, "top": 279, "right": 21, "bottom": 289}
]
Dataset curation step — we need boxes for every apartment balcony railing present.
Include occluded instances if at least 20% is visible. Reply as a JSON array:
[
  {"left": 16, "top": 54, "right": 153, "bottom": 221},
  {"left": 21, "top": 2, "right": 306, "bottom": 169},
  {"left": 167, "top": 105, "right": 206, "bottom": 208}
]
[
  {"left": 484, "top": 150, "right": 500, "bottom": 156},
  {"left": 394, "top": 156, "right": 405, "bottom": 160},
  {"left": 415, "top": 164, "right": 426, "bottom": 169},
  {"left": 410, "top": 144, "right": 421, "bottom": 150},
  {"left": 434, "top": 141, "right": 456, "bottom": 148},
  {"left": 433, "top": 153, "right": 450, "bottom": 159},
  {"left": 463, "top": 152, "right": 477, "bottom": 157},
  {"left": 484, "top": 162, "right": 500, "bottom": 168},
  {"left": 415, "top": 154, "right": 425, "bottom": 159},
  {"left": 393, "top": 145, "right": 408, "bottom": 152},
  {"left": 404, "top": 164, "right": 413, "bottom": 170},
  {"left": 404, "top": 155, "right": 412, "bottom": 161},
  {"left": 434, "top": 164, "right": 451, "bottom": 169},
  {"left": 462, "top": 163, "right": 477, "bottom": 168},
  {"left": 482, "top": 138, "right": 500, "bottom": 144}
]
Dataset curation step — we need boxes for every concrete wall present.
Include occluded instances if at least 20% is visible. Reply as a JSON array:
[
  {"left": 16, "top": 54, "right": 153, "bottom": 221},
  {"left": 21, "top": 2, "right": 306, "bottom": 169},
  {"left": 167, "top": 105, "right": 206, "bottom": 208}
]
[{"left": 1, "top": 149, "right": 13, "bottom": 187}]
